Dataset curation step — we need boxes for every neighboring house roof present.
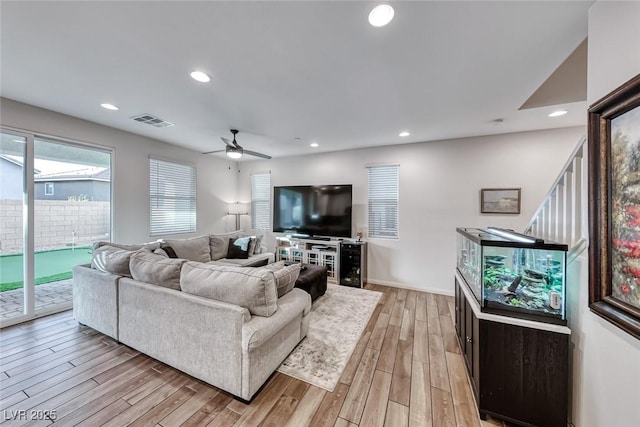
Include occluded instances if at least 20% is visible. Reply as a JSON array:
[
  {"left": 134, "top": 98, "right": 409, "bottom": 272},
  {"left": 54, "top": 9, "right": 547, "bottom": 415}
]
[
  {"left": 1, "top": 154, "right": 109, "bottom": 182},
  {"left": 34, "top": 167, "right": 110, "bottom": 182},
  {"left": 0, "top": 154, "right": 42, "bottom": 174}
]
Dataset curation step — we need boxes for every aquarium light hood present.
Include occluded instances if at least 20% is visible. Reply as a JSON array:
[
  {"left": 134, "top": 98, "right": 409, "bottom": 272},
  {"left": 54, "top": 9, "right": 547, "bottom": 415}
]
[{"left": 486, "top": 227, "right": 543, "bottom": 244}]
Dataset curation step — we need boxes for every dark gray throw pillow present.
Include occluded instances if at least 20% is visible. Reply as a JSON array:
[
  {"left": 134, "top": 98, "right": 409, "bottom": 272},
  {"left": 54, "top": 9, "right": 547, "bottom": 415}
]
[
  {"left": 226, "top": 237, "right": 253, "bottom": 259},
  {"left": 160, "top": 245, "right": 179, "bottom": 258}
]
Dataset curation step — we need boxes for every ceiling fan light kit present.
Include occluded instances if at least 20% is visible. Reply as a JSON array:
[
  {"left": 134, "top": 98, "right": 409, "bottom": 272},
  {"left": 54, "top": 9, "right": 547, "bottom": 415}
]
[
  {"left": 190, "top": 70, "right": 210, "bottom": 83},
  {"left": 226, "top": 145, "right": 243, "bottom": 159},
  {"left": 368, "top": 4, "right": 394, "bottom": 27}
]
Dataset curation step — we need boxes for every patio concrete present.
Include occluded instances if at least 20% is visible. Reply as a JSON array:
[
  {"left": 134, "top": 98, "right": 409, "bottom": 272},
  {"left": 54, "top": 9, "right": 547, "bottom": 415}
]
[{"left": 0, "top": 279, "right": 72, "bottom": 319}]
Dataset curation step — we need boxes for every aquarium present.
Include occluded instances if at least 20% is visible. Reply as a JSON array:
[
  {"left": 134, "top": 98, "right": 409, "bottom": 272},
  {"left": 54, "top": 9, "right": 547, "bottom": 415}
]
[
  {"left": 456, "top": 231, "right": 482, "bottom": 301},
  {"left": 456, "top": 227, "right": 568, "bottom": 325}
]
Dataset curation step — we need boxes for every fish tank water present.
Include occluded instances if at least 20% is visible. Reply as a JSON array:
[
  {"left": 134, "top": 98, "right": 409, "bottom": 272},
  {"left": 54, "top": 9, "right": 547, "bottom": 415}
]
[{"left": 456, "top": 227, "right": 568, "bottom": 325}]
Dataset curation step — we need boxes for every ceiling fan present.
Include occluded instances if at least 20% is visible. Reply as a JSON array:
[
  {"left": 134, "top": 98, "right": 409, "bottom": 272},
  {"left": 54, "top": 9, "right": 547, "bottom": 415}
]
[{"left": 202, "top": 129, "right": 271, "bottom": 160}]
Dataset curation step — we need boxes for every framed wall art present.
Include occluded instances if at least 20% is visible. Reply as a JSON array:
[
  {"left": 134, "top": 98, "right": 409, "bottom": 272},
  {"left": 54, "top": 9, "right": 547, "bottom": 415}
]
[
  {"left": 480, "top": 188, "right": 521, "bottom": 214},
  {"left": 588, "top": 73, "right": 640, "bottom": 340}
]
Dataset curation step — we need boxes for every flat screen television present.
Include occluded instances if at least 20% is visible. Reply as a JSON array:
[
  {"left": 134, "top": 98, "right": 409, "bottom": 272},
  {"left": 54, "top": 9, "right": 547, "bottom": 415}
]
[{"left": 273, "top": 185, "right": 352, "bottom": 238}]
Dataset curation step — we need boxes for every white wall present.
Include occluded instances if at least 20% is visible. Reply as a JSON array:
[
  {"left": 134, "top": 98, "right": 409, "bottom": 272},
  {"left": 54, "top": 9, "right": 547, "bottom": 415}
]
[
  {"left": 238, "top": 126, "right": 583, "bottom": 295},
  {"left": 569, "top": 2, "right": 640, "bottom": 426},
  {"left": 0, "top": 98, "right": 240, "bottom": 243}
]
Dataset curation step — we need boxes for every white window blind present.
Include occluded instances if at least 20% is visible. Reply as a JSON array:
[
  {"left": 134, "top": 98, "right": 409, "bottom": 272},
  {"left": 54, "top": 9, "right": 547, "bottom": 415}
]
[
  {"left": 368, "top": 164, "right": 399, "bottom": 238},
  {"left": 251, "top": 173, "right": 271, "bottom": 231},
  {"left": 149, "top": 157, "right": 196, "bottom": 236}
]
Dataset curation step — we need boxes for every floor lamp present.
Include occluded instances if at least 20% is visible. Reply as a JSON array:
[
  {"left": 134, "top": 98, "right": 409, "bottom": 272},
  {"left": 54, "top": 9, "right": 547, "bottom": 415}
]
[{"left": 227, "top": 202, "right": 248, "bottom": 231}]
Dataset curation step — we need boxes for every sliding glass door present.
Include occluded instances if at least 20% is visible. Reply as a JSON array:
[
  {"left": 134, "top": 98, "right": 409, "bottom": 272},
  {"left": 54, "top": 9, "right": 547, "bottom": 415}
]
[
  {"left": 33, "top": 138, "right": 111, "bottom": 315},
  {"left": 0, "top": 130, "right": 112, "bottom": 326},
  {"left": 0, "top": 132, "right": 28, "bottom": 321}
]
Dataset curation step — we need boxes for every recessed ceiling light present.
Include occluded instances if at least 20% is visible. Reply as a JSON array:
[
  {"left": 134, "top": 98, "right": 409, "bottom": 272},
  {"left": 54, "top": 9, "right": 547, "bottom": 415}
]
[
  {"left": 399, "top": 131, "right": 410, "bottom": 137},
  {"left": 368, "top": 4, "right": 394, "bottom": 27},
  {"left": 100, "top": 103, "right": 119, "bottom": 111},
  {"left": 310, "top": 142, "right": 319, "bottom": 148},
  {"left": 190, "top": 71, "right": 211, "bottom": 83},
  {"left": 549, "top": 110, "right": 568, "bottom": 117}
]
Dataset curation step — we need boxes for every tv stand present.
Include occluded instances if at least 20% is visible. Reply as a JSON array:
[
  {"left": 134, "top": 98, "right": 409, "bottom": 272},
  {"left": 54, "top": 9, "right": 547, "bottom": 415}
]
[
  {"left": 276, "top": 237, "right": 368, "bottom": 287},
  {"left": 276, "top": 237, "right": 340, "bottom": 282}
]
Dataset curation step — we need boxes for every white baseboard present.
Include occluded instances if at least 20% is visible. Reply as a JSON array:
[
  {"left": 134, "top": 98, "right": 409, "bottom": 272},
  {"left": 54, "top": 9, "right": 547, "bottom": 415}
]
[{"left": 366, "top": 278, "right": 454, "bottom": 297}]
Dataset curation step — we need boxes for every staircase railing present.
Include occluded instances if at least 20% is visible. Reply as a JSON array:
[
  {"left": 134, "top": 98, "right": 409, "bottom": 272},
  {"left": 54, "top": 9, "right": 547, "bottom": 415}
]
[{"left": 524, "top": 136, "right": 589, "bottom": 260}]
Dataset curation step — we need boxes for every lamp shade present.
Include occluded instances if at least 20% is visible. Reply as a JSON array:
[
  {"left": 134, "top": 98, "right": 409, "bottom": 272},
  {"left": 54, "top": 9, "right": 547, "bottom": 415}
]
[{"left": 228, "top": 202, "right": 248, "bottom": 215}]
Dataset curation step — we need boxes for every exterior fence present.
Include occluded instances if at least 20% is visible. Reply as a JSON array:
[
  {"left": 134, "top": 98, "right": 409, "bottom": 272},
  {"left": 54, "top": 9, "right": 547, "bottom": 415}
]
[{"left": 0, "top": 199, "right": 110, "bottom": 254}]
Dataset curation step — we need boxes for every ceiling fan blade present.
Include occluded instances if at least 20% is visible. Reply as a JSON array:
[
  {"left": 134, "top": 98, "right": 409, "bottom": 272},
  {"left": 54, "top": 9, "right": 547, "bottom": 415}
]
[
  {"left": 202, "top": 149, "right": 226, "bottom": 155},
  {"left": 221, "top": 137, "right": 234, "bottom": 147},
  {"left": 243, "top": 149, "right": 272, "bottom": 160}
]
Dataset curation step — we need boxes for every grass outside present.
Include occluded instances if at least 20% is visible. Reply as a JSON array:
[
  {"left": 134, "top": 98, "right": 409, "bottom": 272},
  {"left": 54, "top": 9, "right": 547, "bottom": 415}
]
[{"left": 0, "top": 247, "right": 91, "bottom": 292}]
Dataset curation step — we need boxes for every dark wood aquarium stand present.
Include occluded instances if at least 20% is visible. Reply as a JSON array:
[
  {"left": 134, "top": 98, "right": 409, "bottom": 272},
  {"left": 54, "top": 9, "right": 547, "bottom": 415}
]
[{"left": 455, "top": 272, "right": 570, "bottom": 427}]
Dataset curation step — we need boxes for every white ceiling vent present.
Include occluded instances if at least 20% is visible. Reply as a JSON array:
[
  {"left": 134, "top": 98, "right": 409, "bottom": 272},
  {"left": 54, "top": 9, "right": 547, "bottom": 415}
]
[{"left": 130, "top": 114, "right": 175, "bottom": 128}]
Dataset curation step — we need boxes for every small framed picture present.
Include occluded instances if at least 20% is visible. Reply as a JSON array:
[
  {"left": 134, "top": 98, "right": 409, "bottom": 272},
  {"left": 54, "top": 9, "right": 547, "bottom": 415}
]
[{"left": 480, "top": 188, "right": 521, "bottom": 214}]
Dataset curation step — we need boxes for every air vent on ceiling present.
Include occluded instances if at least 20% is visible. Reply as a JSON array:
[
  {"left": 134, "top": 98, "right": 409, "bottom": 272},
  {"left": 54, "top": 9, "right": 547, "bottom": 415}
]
[{"left": 130, "top": 114, "right": 175, "bottom": 128}]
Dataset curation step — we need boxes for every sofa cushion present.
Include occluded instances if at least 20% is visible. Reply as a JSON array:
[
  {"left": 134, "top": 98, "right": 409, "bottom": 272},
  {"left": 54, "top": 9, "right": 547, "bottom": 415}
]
[
  {"left": 129, "top": 249, "right": 187, "bottom": 290},
  {"left": 129, "top": 250, "right": 186, "bottom": 289},
  {"left": 162, "top": 236, "right": 211, "bottom": 263},
  {"left": 91, "top": 245, "right": 136, "bottom": 277},
  {"left": 92, "top": 241, "right": 161, "bottom": 251},
  {"left": 180, "top": 262, "right": 278, "bottom": 317},
  {"left": 209, "top": 231, "right": 247, "bottom": 260},
  {"left": 208, "top": 252, "right": 274, "bottom": 268},
  {"left": 227, "top": 236, "right": 253, "bottom": 259},
  {"left": 265, "top": 262, "right": 301, "bottom": 297}
]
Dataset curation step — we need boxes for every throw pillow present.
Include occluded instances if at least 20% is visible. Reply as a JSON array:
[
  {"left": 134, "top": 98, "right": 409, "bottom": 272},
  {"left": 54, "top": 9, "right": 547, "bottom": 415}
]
[
  {"left": 129, "top": 249, "right": 187, "bottom": 290},
  {"left": 253, "top": 235, "right": 264, "bottom": 255},
  {"left": 91, "top": 245, "right": 136, "bottom": 277},
  {"left": 180, "top": 262, "right": 278, "bottom": 317},
  {"left": 264, "top": 260, "right": 286, "bottom": 271},
  {"left": 161, "top": 236, "right": 211, "bottom": 263},
  {"left": 272, "top": 263, "right": 301, "bottom": 297},
  {"left": 226, "top": 237, "right": 253, "bottom": 259},
  {"left": 209, "top": 231, "right": 247, "bottom": 260},
  {"left": 153, "top": 248, "right": 169, "bottom": 257},
  {"left": 159, "top": 245, "right": 179, "bottom": 258},
  {"left": 247, "top": 236, "right": 257, "bottom": 256}
]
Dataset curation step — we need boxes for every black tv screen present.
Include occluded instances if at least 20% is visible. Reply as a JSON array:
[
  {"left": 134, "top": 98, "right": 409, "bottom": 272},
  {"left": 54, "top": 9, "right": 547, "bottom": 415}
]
[{"left": 273, "top": 185, "right": 352, "bottom": 238}]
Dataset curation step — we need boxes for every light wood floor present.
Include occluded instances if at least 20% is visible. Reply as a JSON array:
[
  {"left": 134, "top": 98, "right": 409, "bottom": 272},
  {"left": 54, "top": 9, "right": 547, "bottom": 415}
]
[{"left": 0, "top": 284, "right": 513, "bottom": 426}]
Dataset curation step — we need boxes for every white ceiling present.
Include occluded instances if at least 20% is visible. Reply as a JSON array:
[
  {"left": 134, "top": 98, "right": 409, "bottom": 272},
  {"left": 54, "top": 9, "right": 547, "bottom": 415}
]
[{"left": 0, "top": 1, "right": 592, "bottom": 160}]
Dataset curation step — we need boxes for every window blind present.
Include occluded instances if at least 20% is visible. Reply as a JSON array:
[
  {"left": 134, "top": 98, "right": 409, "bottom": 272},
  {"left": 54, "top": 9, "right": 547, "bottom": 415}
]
[
  {"left": 149, "top": 157, "right": 196, "bottom": 236},
  {"left": 367, "top": 164, "right": 399, "bottom": 238},
  {"left": 251, "top": 173, "right": 271, "bottom": 230}
]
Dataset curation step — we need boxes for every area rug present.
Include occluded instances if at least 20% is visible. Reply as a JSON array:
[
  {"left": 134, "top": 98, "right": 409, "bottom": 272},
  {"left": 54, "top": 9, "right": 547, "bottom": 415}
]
[{"left": 277, "top": 284, "right": 382, "bottom": 392}]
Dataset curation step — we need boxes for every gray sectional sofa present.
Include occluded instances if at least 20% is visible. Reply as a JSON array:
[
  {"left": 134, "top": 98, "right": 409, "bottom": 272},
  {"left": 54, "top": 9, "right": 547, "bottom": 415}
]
[{"left": 72, "top": 231, "right": 311, "bottom": 400}]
